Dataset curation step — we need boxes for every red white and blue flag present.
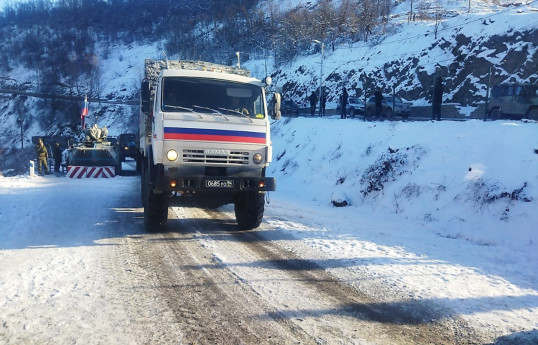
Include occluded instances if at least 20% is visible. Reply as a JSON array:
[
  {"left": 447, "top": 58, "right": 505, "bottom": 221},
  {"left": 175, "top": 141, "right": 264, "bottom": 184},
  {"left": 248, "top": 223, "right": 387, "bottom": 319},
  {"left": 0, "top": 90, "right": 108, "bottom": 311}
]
[
  {"left": 81, "top": 95, "right": 89, "bottom": 129},
  {"left": 164, "top": 127, "right": 266, "bottom": 144}
]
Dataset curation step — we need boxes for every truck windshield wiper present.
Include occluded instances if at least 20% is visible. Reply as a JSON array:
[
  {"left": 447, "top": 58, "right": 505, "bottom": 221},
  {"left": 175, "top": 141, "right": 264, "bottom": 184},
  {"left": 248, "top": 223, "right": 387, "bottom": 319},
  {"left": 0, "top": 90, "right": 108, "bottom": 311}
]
[
  {"left": 163, "top": 105, "right": 203, "bottom": 118},
  {"left": 218, "top": 107, "right": 253, "bottom": 123},
  {"left": 192, "top": 105, "right": 230, "bottom": 121},
  {"left": 192, "top": 105, "right": 220, "bottom": 113}
]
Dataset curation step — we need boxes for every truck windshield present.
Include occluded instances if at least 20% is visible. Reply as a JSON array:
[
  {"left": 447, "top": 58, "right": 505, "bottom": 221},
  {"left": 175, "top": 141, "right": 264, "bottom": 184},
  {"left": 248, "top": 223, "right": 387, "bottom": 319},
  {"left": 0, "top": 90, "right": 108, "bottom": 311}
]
[{"left": 161, "top": 77, "right": 265, "bottom": 119}]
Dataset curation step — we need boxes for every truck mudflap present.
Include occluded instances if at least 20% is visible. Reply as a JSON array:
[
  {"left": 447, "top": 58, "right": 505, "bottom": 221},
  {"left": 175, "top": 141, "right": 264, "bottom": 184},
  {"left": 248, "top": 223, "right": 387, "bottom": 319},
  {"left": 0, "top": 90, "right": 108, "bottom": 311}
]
[{"left": 154, "top": 175, "right": 276, "bottom": 193}]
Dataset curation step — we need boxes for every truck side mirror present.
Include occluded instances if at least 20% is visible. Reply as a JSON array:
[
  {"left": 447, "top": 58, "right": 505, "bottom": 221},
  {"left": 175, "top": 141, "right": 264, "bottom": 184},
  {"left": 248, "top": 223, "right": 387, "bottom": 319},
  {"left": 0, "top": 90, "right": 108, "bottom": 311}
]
[
  {"left": 141, "top": 80, "right": 151, "bottom": 114},
  {"left": 272, "top": 92, "right": 281, "bottom": 120}
]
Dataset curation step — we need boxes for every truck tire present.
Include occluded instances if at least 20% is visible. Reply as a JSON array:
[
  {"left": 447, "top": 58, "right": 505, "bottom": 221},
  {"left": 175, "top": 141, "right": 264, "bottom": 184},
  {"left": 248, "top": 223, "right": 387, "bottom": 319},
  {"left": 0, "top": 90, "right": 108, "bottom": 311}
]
[
  {"left": 116, "top": 161, "right": 122, "bottom": 176},
  {"left": 490, "top": 107, "right": 502, "bottom": 120},
  {"left": 234, "top": 191, "right": 265, "bottom": 230},
  {"left": 135, "top": 154, "right": 141, "bottom": 173},
  {"left": 385, "top": 108, "right": 393, "bottom": 119},
  {"left": 140, "top": 158, "right": 146, "bottom": 206},
  {"left": 143, "top": 150, "right": 168, "bottom": 232},
  {"left": 144, "top": 188, "right": 168, "bottom": 232},
  {"left": 528, "top": 108, "right": 538, "bottom": 121}
]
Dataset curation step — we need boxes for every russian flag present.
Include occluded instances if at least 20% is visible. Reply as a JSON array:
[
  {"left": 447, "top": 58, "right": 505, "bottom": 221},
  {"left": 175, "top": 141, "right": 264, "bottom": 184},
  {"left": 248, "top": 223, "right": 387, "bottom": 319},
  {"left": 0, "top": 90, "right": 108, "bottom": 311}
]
[
  {"left": 81, "top": 95, "right": 89, "bottom": 129},
  {"left": 164, "top": 127, "right": 266, "bottom": 144}
]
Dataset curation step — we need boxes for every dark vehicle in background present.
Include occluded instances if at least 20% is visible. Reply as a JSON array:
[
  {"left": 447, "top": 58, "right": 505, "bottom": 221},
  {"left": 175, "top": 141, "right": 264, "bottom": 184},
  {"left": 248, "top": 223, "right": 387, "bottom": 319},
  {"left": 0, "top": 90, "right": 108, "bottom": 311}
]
[
  {"left": 117, "top": 133, "right": 138, "bottom": 162},
  {"left": 364, "top": 94, "right": 411, "bottom": 118},
  {"left": 487, "top": 83, "right": 538, "bottom": 120},
  {"left": 346, "top": 97, "right": 365, "bottom": 116},
  {"left": 282, "top": 100, "right": 300, "bottom": 116}
]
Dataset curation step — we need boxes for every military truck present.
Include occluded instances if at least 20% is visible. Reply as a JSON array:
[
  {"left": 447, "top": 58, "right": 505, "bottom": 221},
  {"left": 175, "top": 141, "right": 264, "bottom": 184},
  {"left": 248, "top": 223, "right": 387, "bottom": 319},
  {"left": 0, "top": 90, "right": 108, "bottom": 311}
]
[
  {"left": 117, "top": 133, "right": 138, "bottom": 162},
  {"left": 139, "top": 59, "right": 280, "bottom": 231},
  {"left": 66, "top": 124, "right": 121, "bottom": 177},
  {"left": 487, "top": 83, "right": 538, "bottom": 120}
]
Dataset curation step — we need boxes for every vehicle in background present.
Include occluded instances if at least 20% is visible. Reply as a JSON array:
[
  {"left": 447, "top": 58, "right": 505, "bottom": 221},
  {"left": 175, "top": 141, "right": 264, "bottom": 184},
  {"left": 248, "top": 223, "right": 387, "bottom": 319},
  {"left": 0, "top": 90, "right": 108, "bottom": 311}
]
[
  {"left": 364, "top": 94, "right": 411, "bottom": 118},
  {"left": 117, "top": 133, "right": 138, "bottom": 162},
  {"left": 487, "top": 83, "right": 538, "bottom": 120},
  {"left": 66, "top": 124, "right": 121, "bottom": 177},
  {"left": 346, "top": 97, "right": 364, "bottom": 116},
  {"left": 281, "top": 100, "right": 300, "bottom": 116}
]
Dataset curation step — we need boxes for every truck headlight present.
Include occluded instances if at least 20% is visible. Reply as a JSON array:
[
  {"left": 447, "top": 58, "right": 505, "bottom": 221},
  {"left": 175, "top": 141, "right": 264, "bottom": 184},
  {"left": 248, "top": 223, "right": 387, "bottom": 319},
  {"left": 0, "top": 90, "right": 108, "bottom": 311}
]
[
  {"left": 253, "top": 153, "right": 262, "bottom": 164},
  {"left": 167, "top": 149, "right": 178, "bottom": 161}
]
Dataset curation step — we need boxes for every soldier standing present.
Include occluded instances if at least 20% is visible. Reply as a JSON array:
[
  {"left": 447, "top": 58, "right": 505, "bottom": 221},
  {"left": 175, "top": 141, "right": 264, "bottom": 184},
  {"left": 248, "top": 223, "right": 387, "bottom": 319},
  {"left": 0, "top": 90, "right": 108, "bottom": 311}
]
[
  {"left": 374, "top": 88, "right": 383, "bottom": 116},
  {"left": 35, "top": 138, "right": 49, "bottom": 175},
  {"left": 320, "top": 89, "right": 326, "bottom": 117},
  {"left": 341, "top": 87, "right": 349, "bottom": 119},
  {"left": 53, "top": 142, "right": 62, "bottom": 173},
  {"left": 309, "top": 91, "right": 317, "bottom": 116}
]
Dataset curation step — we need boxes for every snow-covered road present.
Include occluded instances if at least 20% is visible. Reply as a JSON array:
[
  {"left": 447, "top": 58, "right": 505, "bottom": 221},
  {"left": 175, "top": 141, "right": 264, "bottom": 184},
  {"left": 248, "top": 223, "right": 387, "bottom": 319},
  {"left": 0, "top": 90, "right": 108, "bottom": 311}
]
[{"left": 0, "top": 174, "right": 493, "bottom": 344}]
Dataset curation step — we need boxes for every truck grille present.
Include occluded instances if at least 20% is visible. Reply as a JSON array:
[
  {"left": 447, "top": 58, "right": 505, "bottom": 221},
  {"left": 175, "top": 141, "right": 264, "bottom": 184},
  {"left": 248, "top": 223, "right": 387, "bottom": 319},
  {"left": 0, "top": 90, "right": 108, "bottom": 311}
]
[{"left": 182, "top": 149, "right": 249, "bottom": 165}]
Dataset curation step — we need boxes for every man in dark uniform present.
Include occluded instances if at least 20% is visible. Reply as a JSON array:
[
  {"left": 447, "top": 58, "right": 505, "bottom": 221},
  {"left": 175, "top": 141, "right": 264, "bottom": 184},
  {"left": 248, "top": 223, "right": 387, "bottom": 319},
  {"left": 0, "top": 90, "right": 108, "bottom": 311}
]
[
  {"left": 309, "top": 91, "right": 317, "bottom": 116},
  {"left": 374, "top": 88, "right": 383, "bottom": 116},
  {"left": 53, "top": 142, "right": 62, "bottom": 173},
  {"left": 341, "top": 87, "right": 349, "bottom": 119},
  {"left": 35, "top": 138, "right": 49, "bottom": 175}
]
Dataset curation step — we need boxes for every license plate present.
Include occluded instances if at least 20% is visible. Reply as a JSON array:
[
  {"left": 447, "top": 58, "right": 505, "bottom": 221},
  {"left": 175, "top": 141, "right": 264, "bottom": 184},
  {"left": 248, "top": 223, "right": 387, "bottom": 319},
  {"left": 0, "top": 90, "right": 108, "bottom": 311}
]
[{"left": 206, "top": 179, "right": 234, "bottom": 188}]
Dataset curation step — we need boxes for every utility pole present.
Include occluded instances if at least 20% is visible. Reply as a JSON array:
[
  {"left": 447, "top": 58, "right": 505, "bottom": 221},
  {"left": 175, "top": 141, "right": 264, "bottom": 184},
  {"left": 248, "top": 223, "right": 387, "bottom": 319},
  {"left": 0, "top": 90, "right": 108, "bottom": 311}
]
[
  {"left": 362, "top": 73, "right": 368, "bottom": 122},
  {"left": 273, "top": 41, "right": 277, "bottom": 69},
  {"left": 263, "top": 48, "right": 268, "bottom": 77},
  {"left": 392, "top": 85, "right": 396, "bottom": 120},
  {"left": 313, "top": 40, "right": 324, "bottom": 117},
  {"left": 484, "top": 66, "right": 491, "bottom": 121},
  {"left": 17, "top": 118, "right": 24, "bottom": 149}
]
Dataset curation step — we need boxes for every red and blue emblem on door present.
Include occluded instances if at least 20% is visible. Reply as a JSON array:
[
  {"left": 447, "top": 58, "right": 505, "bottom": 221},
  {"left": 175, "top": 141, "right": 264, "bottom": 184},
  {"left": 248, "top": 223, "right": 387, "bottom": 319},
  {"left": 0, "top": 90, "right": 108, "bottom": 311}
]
[{"left": 164, "top": 127, "right": 266, "bottom": 144}]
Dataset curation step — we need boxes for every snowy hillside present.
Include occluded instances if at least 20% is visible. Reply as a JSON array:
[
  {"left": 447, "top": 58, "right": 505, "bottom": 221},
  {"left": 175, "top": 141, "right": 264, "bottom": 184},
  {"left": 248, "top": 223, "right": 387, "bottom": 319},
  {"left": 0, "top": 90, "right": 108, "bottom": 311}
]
[
  {"left": 269, "top": 117, "right": 538, "bottom": 244},
  {"left": 250, "top": 0, "right": 537, "bottom": 110}
]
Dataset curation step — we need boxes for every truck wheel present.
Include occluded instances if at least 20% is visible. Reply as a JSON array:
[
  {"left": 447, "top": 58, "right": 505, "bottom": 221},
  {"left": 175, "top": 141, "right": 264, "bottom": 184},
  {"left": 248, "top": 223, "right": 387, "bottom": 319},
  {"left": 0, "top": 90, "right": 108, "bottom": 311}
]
[
  {"left": 144, "top": 188, "right": 169, "bottom": 232},
  {"left": 234, "top": 191, "right": 265, "bottom": 230},
  {"left": 490, "top": 107, "right": 502, "bottom": 120},
  {"left": 135, "top": 154, "right": 141, "bottom": 173},
  {"left": 143, "top": 164, "right": 168, "bottom": 231},
  {"left": 140, "top": 159, "right": 146, "bottom": 206},
  {"left": 116, "top": 161, "right": 122, "bottom": 176},
  {"left": 385, "top": 108, "right": 393, "bottom": 119},
  {"left": 528, "top": 108, "right": 538, "bottom": 121},
  {"left": 142, "top": 149, "right": 169, "bottom": 232}
]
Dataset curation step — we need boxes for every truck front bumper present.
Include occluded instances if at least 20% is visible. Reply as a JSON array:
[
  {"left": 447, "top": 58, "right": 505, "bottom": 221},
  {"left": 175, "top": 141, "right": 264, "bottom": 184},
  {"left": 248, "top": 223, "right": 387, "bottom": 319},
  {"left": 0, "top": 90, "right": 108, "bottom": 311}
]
[{"left": 155, "top": 175, "right": 276, "bottom": 193}]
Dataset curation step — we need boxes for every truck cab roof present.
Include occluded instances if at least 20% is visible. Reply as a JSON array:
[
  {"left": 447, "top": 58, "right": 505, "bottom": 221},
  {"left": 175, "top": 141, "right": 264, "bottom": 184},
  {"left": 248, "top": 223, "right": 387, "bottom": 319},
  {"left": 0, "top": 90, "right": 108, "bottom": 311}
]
[{"left": 160, "top": 68, "right": 262, "bottom": 86}]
